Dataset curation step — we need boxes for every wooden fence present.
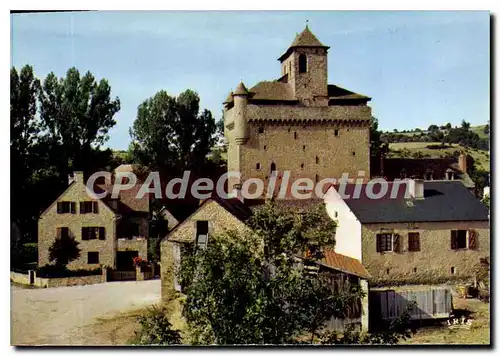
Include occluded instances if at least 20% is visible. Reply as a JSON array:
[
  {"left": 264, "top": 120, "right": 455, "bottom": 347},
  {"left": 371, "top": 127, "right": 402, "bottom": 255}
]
[{"left": 369, "top": 287, "right": 453, "bottom": 323}]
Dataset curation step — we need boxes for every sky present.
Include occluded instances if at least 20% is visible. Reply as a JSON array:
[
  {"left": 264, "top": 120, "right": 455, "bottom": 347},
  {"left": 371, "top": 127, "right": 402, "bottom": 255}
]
[{"left": 11, "top": 11, "right": 490, "bottom": 150}]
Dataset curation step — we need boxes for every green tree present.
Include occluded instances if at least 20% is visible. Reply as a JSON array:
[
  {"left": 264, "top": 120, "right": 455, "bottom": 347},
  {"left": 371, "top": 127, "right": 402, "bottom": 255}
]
[
  {"left": 428, "top": 124, "right": 439, "bottom": 132},
  {"left": 10, "top": 65, "right": 41, "bottom": 242},
  {"left": 48, "top": 233, "right": 81, "bottom": 267},
  {"left": 38, "top": 67, "right": 121, "bottom": 173},
  {"left": 370, "top": 116, "right": 382, "bottom": 157},
  {"left": 461, "top": 120, "right": 471, "bottom": 131},
  {"left": 445, "top": 122, "right": 452, "bottom": 130},
  {"left": 178, "top": 202, "right": 365, "bottom": 345},
  {"left": 129, "top": 89, "right": 216, "bottom": 175}
]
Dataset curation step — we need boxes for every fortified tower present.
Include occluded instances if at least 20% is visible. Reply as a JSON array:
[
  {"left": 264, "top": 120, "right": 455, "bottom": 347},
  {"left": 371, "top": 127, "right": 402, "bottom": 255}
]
[{"left": 223, "top": 26, "right": 372, "bottom": 197}]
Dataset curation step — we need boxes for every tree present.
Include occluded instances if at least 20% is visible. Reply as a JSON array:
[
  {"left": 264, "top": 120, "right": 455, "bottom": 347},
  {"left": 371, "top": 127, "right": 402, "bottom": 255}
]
[
  {"left": 38, "top": 67, "right": 121, "bottom": 173},
  {"left": 10, "top": 65, "right": 41, "bottom": 242},
  {"left": 483, "top": 124, "right": 490, "bottom": 135},
  {"left": 370, "top": 116, "right": 382, "bottom": 157},
  {"left": 129, "top": 90, "right": 216, "bottom": 175},
  {"left": 461, "top": 120, "right": 471, "bottom": 131},
  {"left": 428, "top": 124, "right": 439, "bottom": 132},
  {"left": 177, "top": 202, "right": 366, "bottom": 345},
  {"left": 134, "top": 306, "right": 182, "bottom": 345},
  {"left": 445, "top": 122, "right": 452, "bottom": 130},
  {"left": 48, "top": 233, "right": 81, "bottom": 267}
]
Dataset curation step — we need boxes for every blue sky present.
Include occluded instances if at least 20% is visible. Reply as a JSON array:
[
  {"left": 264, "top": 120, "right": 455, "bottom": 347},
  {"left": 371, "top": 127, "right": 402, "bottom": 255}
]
[{"left": 11, "top": 11, "right": 490, "bottom": 150}]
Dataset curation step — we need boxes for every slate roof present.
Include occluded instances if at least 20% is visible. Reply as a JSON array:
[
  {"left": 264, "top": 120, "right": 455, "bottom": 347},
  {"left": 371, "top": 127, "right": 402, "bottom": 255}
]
[
  {"left": 328, "top": 85, "right": 371, "bottom": 102},
  {"left": 279, "top": 26, "right": 330, "bottom": 61},
  {"left": 329, "top": 181, "right": 489, "bottom": 223},
  {"left": 320, "top": 249, "right": 371, "bottom": 279}
]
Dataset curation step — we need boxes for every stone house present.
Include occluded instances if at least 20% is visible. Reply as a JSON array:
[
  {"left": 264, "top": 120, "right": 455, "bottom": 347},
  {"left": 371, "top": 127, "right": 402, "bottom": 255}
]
[
  {"left": 371, "top": 153, "right": 475, "bottom": 190},
  {"left": 38, "top": 170, "right": 151, "bottom": 271},
  {"left": 223, "top": 26, "right": 372, "bottom": 194},
  {"left": 160, "top": 196, "right": 371, "bottom": 331},
  {"left": 325, "top": 179, "right": 490, "bottom": 285}
]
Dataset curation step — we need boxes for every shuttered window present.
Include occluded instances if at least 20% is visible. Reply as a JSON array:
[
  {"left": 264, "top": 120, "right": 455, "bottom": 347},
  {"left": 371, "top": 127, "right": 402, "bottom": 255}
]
[
  {"left": 56, "top": 227, "right": 69, "bottom": 240},
  {"left": 82, "top": 227, "right": 104, "bottom": 240},
  {"left": 376, "top": 233, "right": 400, "bottom": 253},
  {"left": 451, "top": 230, "right": 467, "bottom": 249},
  {"left": 408, "top": 232, "right": 421, "bottom": 252},
  {"left": 57, "top": 202, "right": 72, "bottom": 214},
  {"left": 80, "top": 201, "right": 98, "bottom": 214}
]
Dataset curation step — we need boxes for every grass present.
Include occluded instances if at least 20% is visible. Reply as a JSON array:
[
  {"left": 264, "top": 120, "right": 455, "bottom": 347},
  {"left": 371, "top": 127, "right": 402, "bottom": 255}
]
[
  {"left": 388, "top": 142, "right": 490, "bottom": 172},
  {"left": 401, "top": 298, "right": 490, "bottom": 345}
]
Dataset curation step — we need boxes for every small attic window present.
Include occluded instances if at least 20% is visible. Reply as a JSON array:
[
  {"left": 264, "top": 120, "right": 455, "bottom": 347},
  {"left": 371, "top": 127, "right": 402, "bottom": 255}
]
[{"left": 299, "top": 54, "right": 307, "bottom": 73}]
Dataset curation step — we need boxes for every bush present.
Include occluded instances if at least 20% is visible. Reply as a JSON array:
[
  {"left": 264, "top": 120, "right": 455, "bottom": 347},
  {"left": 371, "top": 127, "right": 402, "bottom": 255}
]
[
  {"left": 133, "top": 306, "right": 182, "bottom": 345},
  {"left": 36, "top": 264, "right": 101, "bottom": 278}
]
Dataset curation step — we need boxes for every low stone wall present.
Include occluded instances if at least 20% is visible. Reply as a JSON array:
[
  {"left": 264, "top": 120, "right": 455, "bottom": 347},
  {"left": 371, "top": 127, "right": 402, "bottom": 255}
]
[
  {"left": 34, "top": 274, "right": 104, "bottom": 288},
  {"left": 11, "top": 269, "right": 107, "bottom": 288},
  {"left": 10, "top": 271, "right": 31, "bottom": 285}
]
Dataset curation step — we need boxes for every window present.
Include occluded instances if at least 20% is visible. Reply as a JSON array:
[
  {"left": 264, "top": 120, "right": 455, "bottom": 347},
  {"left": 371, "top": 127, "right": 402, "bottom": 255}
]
[
  {"left": 80, "top": 201, "right": 98, "bottom": 214},
  {"left": 294, "top": 132, "right": 297, "bottom": 139},
  {"left": 258, "top": 127, "right": 264, "bottom": 134},
  {"left": 413, "top": 268, "right": 417, "bottom": 273},
  {"left": 264, "top": 145, "right": 267, "bottom": 150},
  {"left": 256, "top": 163, "right": 261, "bottom": 170},
  {"left": 196, "top": 221, "right": 209, "bottom": 250},
  {"left": 300, "top": 163, "right": 304, "bottom": 169},
  {"left": 451, "top": 267, "right": 455, "bottom": 274},
  {"left": 451, "top": 230, "right": 468, "bottom": 249},
  {"left": 88, "top": 252, "right": 99, "bottom": 264},
  {"left": 408, "top": 232, "right": 420, "bottom": 252},
  {"left": 334, "top": 129, "right": 339, "bottom": 137},
  {"left": 352, "top": 151, "right": 356, "bottom": 156},
  {"left": 57, "top": 227, "right": 69, "bottom": 240},
  {"left": 82, "top": 227, "right": 105, "bottom": 241},
  {"left": 57, "top": 201, "right": 75, "bottom": 214},
  {"left": 334, "top": 211, "right": 338, "bottom": 218},
  {"left": 303, "top": 145, "right": 306, "bottom": 151},
  {"left": 316, "top": 156, "right": 319, "bottom": 164},
  {"left": 376, "top": 233, "right": 400, "bottom": 252},
  {"left": 299, "top": 54, "right": 307, "bottom": 73},
  {"left": 315, "top": 174, "right": 319, "bottom": 183},
  {"left": 270, "top": 162, "right": 276, "bottom": 173}
]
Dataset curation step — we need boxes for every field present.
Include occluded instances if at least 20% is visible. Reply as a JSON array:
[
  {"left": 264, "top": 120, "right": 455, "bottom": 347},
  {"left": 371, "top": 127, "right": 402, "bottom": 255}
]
[
  {"left": 388, "top": 142, "right": 490, "bottom": 172},
  {"left": 401, "top": 298, "right": 490, "bottom": 345}
]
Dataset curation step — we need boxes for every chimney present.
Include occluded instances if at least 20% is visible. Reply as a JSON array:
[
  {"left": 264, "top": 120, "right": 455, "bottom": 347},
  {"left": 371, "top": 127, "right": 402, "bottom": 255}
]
[
  {"left": 68, "top": 171, "right": 84, "bottom": 185},
  {"left": 408, "top": 179, "right": 424, "bottom": 200},
  {"left": 458, "top": 154, "right": 467, "bottom": 173}
]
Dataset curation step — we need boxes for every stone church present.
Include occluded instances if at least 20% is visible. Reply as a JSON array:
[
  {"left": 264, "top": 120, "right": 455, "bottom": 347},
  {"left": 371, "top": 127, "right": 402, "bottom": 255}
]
[{"left": 223, "top": 26, "right": 373, "bottom": 195}]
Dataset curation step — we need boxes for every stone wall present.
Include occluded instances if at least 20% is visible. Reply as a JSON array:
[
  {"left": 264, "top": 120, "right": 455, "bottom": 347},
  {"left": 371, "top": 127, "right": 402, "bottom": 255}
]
[
  {"left": 10, "top": 271, "right": 30, "bottom": 285},
  {"left": 11, "top": 270, "right": 105, "bottom": 288},
  {"left": 117, "top": 238, "right": 148, "bottom": 259},
  {"left": 38, "top": 175, "right": 118, "bottom": 270},
  {"left": 361, "top": 221, "right": 490, "bottom": 285},
  {"left": 226, "top": 104, "right": 371, "bottom": 192}
]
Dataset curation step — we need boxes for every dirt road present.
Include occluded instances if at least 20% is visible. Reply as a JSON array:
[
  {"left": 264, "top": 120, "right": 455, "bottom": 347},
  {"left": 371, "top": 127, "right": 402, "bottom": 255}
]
[{"left": 11, "top": 280, "right": 161, "bottom": 346}]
